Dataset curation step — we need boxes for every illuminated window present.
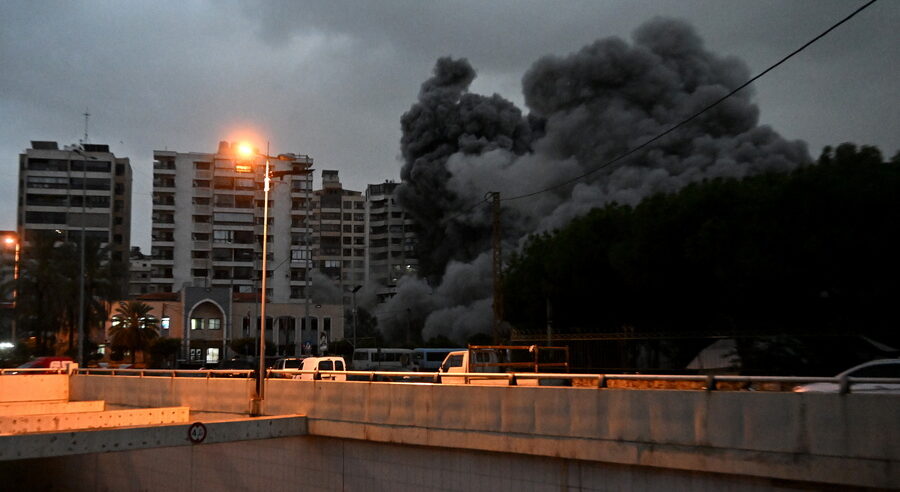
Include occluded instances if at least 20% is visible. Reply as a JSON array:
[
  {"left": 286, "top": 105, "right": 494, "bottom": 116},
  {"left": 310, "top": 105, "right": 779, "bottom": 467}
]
[
  {"left": 206, "top": 348, "right": 220, "bottom": 363},
  {"left": 208, "top": 318, "right": 222, "bottom": 330},
  {"left": 161, "top": 317, "right": 170, "bottom": 330},
  {"left": 191, "top": 318, "right": 203, "bottom": 330}
]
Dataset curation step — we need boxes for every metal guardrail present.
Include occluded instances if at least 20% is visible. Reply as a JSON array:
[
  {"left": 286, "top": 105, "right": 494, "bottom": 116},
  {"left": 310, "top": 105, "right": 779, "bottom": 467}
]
[
  {"left": 0, "top": 367, "right": 70, "bottom": 375},
  {"left": 53, "top": 368, "right": 900, "bottom": 393}
]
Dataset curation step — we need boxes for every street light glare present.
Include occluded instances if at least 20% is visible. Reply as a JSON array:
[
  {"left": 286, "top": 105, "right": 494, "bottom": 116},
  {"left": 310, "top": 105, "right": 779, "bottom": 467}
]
[
  {"left": 3, "top": 237, "right": 14, "bottom": 245},
  {"left": 237, "top": 143, "right": 254, "bottom": 157}
]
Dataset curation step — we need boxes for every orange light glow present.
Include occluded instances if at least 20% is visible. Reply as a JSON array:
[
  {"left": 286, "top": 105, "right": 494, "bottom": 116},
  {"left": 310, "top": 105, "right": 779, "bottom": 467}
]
[
  {"left": 3, "top": 237, "right": 14, "bottom": 246},
  {"left": 237, "top": 143, "right": 255, "bottom": 157}
]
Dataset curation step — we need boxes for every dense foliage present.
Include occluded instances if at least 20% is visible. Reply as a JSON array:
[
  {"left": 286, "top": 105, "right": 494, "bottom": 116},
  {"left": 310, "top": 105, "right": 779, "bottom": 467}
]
[
  {"left": 7, "top": 234, "right": 119, "bottom": 357},
  {"left": 503, "top": 144, "right": 900, "bottom": 370}
]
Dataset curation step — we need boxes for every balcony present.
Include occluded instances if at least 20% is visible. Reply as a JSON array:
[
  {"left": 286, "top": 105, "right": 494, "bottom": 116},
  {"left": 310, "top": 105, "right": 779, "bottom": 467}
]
[
  {"left": 193, "top": 205, "right": 212, "bottom": 215},
  {"left": 192, "top": 259, "right": 209, "bottom": 269},
  {"left": 194, "top": 188, "right": 212, "bottom": 198},
  {"left": 193, "top": 223, "right": 212, "bottom": 234},
  {"left": 152, "top": 180, "right": 176, "bottom": 191},
  {"left": 195, "top": 170, "right": 212, "bottom": 180},
  {"left": 193, "top": 240, "right": 211, "bottom": 250}
]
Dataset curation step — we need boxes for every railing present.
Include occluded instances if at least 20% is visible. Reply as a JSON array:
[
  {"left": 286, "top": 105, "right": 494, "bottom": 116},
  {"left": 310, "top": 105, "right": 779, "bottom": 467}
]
[
  {"left": 60, "top": 368, "right": 900, "bottom": 393},
  {"left": 0, "top": 368, "right": 70, "bottom": 375}
]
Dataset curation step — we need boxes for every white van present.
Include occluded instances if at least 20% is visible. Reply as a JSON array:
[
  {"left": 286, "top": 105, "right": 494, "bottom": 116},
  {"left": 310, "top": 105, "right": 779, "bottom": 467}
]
[
  {"left": 351, "top": 348, "right": 414, "bottom": 371},
  {"left": 293, "top": 356, "right": 347, "bottom": 381}
]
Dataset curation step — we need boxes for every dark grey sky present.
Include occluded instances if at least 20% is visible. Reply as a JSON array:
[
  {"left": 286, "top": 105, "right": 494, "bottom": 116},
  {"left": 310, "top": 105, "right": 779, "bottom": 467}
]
[{"left": 1, "top": 0, "right": 897, "bottom": 251}]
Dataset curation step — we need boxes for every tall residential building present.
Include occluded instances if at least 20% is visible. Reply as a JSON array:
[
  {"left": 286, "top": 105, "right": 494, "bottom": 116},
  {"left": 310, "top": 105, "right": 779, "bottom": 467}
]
[
  {"left": 0, "top": 230, "right": 18, "bottom": 344},
  {"left": 365, "top": 181, "right": 419, "bottom": 302},
  {"left": 149, "top": 141, "right": 314, "bottom": 302},
  {"left": 128, "top": 247, "right": 152, "bottom": 297},
  {"left": 17, "top": 140, "right": 132, "bottom": 269},
  {"left": 313, "top": 170, "right": 366, "bottom": 306}
]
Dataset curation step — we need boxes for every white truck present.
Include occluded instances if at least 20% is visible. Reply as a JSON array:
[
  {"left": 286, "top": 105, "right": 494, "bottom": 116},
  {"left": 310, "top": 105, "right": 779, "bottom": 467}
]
[{"left": 437, "top": 345, "right": 569, "bottom": 385}]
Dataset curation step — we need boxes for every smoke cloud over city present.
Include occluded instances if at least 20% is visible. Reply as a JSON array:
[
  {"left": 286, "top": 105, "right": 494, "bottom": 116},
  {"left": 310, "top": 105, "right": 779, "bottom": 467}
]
[{"left": 378, "top": 18, "right": 810, "bottom": 344}]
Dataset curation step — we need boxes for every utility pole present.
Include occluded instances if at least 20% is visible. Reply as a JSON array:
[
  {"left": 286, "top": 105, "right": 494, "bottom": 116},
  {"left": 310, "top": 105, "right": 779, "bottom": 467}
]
[{"left": 488, "top": 192, "right": 503, "bottom": 343}]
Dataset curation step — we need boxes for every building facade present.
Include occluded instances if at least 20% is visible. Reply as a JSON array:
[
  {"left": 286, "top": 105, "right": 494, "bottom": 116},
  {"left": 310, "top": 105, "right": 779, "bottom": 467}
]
[
  {"left": 0, "top": 231, "right": 18, "bottom": 346},
  {"left": 149, "top": 141, "right": 314, "bottom": 302},
  {"left": 17, "top": 141, "right": 132, "bottom": 267},
  {"left": 365, "top": 181, "right": 419, "bottom": 302},
  {"left": 121, "top": 288, "right": 343, "bottom": 365},
  {"left": 312, "top": 171, "right": 366, "bottom": 306}
]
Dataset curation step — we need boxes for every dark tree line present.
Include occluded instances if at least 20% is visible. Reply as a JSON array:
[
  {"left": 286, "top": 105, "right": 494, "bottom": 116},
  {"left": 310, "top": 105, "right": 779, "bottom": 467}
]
[
  {"left": 5, "top": 232, "right": 128, "bottom": 358},
  {"left": 503, "top": 144, "right": 900, "bottom": 373}
]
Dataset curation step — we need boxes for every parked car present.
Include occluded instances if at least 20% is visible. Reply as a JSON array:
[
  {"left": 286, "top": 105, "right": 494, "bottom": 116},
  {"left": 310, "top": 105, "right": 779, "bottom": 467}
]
[
  {"left": 794, "top": 359, "right": 900, "bottom": 394},
  {"left": 12, "top": 356, "right": 75, "bottom": 374},
  {"left": 209, "top": 358, "right": 256, "bottom": 378},
  {"left": 293, "top": 356, "right": 347, "bottom": 381}
]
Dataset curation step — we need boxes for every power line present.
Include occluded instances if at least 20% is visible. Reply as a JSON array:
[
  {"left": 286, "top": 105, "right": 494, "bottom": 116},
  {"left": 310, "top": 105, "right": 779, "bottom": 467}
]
[{"left": 497, "top": 0, "right": 879, "bottom": 203}]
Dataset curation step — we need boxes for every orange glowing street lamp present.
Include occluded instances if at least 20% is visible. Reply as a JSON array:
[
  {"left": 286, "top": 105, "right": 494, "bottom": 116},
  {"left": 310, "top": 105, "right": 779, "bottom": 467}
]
[{"left": 236, "top": 142, "right": 313, "bottom": 416}]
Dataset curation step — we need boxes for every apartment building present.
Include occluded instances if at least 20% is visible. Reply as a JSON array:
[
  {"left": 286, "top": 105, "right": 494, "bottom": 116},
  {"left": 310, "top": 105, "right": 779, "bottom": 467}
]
[
  {"left": 313, "top": 171, "right": 366, "bottom": 306},
  {"left": 0, "top": 230, "right": 17, "bottom": 345},
  {"left": 129, "top": 247, "right": 152, "bottom": 297},
  {"left": 149, "top": 141, "right": 314, "bottom": 302},
  {"left": 17, "top": 140, "right": 132, "bottom": 275},
  {"left": 365, "top": 181, "right": 419, "bottom": 301}
]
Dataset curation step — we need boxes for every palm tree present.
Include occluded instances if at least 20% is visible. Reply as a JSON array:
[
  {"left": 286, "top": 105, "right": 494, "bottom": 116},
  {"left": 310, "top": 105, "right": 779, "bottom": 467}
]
[{"left": 109, "top": 301, "right": 160, "bottom": 365}]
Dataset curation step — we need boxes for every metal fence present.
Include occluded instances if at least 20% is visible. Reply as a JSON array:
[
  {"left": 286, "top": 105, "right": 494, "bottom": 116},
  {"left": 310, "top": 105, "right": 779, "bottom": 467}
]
[{"left": 35, "top": 367, "right": 899, "bottom": 394}]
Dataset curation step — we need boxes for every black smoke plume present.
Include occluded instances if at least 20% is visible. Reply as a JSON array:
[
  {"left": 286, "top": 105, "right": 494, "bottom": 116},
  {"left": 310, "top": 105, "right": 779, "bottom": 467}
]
[{"left": 384, "top": 18, "right": 810, "bottom": 344}]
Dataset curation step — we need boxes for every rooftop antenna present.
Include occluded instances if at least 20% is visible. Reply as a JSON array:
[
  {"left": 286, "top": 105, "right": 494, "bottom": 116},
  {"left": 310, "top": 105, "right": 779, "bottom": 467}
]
[{"left": 81, "top": 108, "right": 90, "bottom": 144}]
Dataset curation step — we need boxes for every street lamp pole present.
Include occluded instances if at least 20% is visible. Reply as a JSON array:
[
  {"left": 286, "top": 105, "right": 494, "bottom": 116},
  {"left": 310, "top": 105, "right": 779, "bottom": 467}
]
[
  {"left": 255, "top": 143, "right": 272, "bottom": 411},
  {"left": 238, "top": 142, "right": 313, "bottom": 416},
  {"left": 72, "top": 147, "right": 95, "bottom": 367}
]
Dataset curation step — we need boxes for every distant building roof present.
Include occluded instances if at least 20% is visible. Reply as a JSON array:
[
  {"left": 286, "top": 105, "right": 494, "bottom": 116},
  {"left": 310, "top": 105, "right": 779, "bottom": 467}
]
[{"left": 135, "top": 292, "right": 179, "bottom": 301}]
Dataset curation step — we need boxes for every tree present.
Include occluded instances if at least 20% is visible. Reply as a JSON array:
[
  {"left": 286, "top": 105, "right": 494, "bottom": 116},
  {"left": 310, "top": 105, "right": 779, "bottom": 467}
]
[
  {"left": 109, "top": 301, "right": 160, "bottom": 365},
  {"left": 503, "top": 143, "right": 900, "bottom": 374},
  {"left": 5, "top": 232, "right": 118, "bottom": 358}
]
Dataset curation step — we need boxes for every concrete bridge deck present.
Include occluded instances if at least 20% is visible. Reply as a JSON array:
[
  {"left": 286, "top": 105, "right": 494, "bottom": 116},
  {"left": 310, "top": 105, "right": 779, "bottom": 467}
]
[{"left": 0, "top": 372, "right": 897, "bottom": 491}]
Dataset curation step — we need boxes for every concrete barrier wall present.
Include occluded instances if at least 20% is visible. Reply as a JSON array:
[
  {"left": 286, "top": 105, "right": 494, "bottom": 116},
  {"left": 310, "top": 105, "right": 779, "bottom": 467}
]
[
  {"left": 0, "top": 435, "right": 811, "bottom": 492},
  {"left": 0, "top": 375, "right": 68, "bottom": 403},
  {"left": 70, "top": 375, "right": 254, "bottom": 414},
  {"left": 70, "top": 375, "right": 900, "bottom": 488}
]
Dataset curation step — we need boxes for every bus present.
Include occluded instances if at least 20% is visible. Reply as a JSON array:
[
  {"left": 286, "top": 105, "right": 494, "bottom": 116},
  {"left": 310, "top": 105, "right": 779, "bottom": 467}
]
[
  {"left": 412, "top": 348, "right": 462, "bottom": 371},
  {"left": 351, "top": 348, "right": 414, "bottom": 371}
]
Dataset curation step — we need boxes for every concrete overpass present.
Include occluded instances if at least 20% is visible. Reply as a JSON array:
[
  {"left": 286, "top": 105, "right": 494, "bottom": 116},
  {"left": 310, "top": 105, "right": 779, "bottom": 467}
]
[{"left": 1, "top": 372, "right": 897, "bottom": 490}]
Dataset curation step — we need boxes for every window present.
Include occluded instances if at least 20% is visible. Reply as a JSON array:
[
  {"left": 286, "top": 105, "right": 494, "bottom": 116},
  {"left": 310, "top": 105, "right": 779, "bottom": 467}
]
[
  {"left": 27, "top": 158, "right": 68, "bottom": 171},
  {"left": 25, "top": 211, "right": 66, "bottom": 224},
  {"left": 291, "top": 249, "right": 310, "bottom": 261},
  {"left": 213, "top": 230, "right": 233, "bottom": 243},
  {"left": 206, "top": 348, "right": 220, "bottom": 363},
  {"left": 442, "top": 355, "right": 463, "bottom": 372},
  {"left": 214, "top": 212, "right": 253, "bottom": 224},
  {"left": 324, "top": 260, "right": 340, "bottom": 268},
  {"left": 161, "top": 317, "right": 170, "bottom": 330},
  {"left": 27, "top": 176, "right": 68, "bottom": 189},
  {"left": 191, "top": 318, "right": 203, "bottom": 330},
  {"left": 208, "top": 318, "right": 222, "bottom": 330}
]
